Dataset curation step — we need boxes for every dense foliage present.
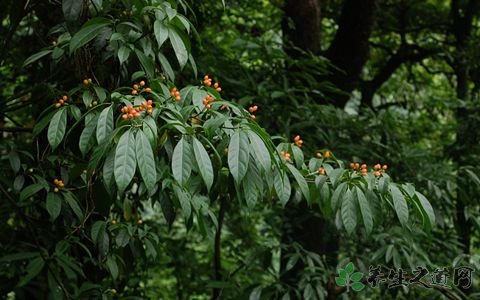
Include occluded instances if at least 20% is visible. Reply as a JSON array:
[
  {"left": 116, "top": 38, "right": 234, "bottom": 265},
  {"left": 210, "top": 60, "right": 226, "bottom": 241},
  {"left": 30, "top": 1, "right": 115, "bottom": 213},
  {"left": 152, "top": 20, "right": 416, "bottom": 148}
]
[{"left": 0, "top": 0, "right": 478, "bottom": 299}]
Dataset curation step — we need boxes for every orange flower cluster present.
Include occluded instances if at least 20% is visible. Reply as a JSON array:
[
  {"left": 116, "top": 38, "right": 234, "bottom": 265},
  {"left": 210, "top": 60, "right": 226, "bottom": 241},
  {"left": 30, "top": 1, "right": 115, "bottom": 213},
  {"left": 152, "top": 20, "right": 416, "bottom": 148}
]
[
  {"left": 280, "top": 150, "right": 291, "bottom": 161},
  {"left": 318, "top": 167, "right": 326, "bottom": 175},
  {"left": 248, "top": 105, "right": 258, "bottom": 119},
  {"left": 53, "top": 178, "right": 64, "bottom": 192},
  {"left": 203, "top": 75, "right": 212, "bottom": 86},
  {"left": 374, "top": 163, "right": 388, "bottom": 171},
  {"left": 141, "top": 100, "right": 154, "bottom": 114},
  {"left": 170, "top": 87, "right": 181, "bottom": 101},
  {"left": 203, "top": 75, "right": 222, "bottom": 92},
  {"left": 131, "top": 81, "right": 151, "bottom": 95},
  {"left": 324, "top": 151, "right": 331, "bottom": 159},
  {"left": 55, "top": 95, "right": 68, "bottom": 108},
  {"left": 350, "top": 162, "right": 388, "bottom": 177},
  {"left": 121, "top": 105, "right": 142, "bottom": 119},
  {"left": 202, "top": 95, "right": 215, "bottom": 109},
  {"left": 293, "top": 135, "right": 303, "bottom": 147}
]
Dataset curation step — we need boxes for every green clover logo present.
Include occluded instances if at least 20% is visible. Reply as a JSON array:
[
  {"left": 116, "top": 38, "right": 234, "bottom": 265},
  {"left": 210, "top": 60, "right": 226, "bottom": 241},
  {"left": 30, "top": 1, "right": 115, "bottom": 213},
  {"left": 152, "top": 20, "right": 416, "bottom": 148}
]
[{"left": 335, "top": 262, "right": 365, "bottom": 292}]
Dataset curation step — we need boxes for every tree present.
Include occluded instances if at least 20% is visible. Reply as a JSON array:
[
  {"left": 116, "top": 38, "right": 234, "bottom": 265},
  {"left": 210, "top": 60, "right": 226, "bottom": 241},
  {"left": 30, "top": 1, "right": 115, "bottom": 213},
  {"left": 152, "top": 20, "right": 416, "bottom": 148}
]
[{"left": 1, "top": 0, "right": 477, "bottom": 299}]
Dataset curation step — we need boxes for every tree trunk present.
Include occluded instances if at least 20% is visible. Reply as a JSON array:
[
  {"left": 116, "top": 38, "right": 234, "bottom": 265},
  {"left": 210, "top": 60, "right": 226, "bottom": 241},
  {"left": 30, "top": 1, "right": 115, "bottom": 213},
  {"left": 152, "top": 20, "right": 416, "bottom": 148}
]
[
  {"left": 450, "top": 0, "right": 478, "bottom": 294},
  {"left": 323, "top": 0, "right": 377, "bottom": 107},
  {"left": 282, "top": 0, "right": 322, "bottom": 55}
]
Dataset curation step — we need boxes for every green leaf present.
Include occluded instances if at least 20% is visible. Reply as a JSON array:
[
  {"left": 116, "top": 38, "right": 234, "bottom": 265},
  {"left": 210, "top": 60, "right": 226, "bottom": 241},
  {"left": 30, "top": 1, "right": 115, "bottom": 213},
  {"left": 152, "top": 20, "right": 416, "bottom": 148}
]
[
  {"left": 62, "top": 0, "right": 83, "bottom": 22},
  {"left": 48, "top": 271, "right": 62, "bottom": 300},
  {"left": 274, "top": 169, "right": 291, "bottom": 206},
  {"left": 247, "top": 131, "right": 271, "bottom": 173},
  {"left": 143, "top": 116, "right": 157, "bottom": 148},
  {"left": 345, "top": 262, "right": 354, "bottom": 274},
  {"left": 87, "top": 132, "right": 113, "bottom": 177},
  {"left": 291, "top": 145, "right": 304, "bottom": 169},
  {"left": 115, "top": 229, "right": 130, "bottom": 247},
  {"left": 286, "top": 164, "right": 310, "bottom": 202},
  {"left": 168, "top": 27, "right": 188, "bottom": 68},
  {"left": 13, "top": 176, "right": 24, "bottom": 192},
  {"left": 228, "top": 131, "right": 250, "bottom": 184},
  {"left": 328, "top": 168, "right": 345, "bottom": 187},
  {"left": 351, "top": 272, "right": 363, "bottom": 282},
  {"left": 82, "top": 90, "right": 94, "bottom": 107},
  {"left": 8, "top": 151, "right": 20, "bottom": 173},
  {"left": 355, "top": 187, "right": 373, "bottom": 234},
  {"left": 70, "top": 18, "right": 111, "bottom": 52},
  {"left": 98, "top": 232, "right": 110, "bottom": 259},
  {"left": 90, "top": 221, "right": 106, "bottom": 246},
  {"left": 172, "top": 136, "right": 193, "bottom": 186},
  {"left": 158, "top": 52, "right": 175, "bottom": 81},
  {"left": 69, "top": 105, "right": 82, "bottom": 121},
  {"left": 335, "top": 277, "right": 346, "bottom": 287},
  {"left": 106, "top": 256, "right": 118, "bottom": 280},
  {"left": 96, "top": 106, "right": 113, "bottom": 144},
  {"left": 351, "top": 282, "right": 365, "bottom": 291},
  {"left": 341, "top": 190, "right": 357, "bottom": 234},
  {"left": 173, "top": 185, "right": 191, "bottom": 219},
  {"left": 465, "top": 169, "right": 480, "bottom": 186},
  {"left": 243, "top": 171, "right": 259, "bottom": 208},
  {"left": 337, "top": 268, "right": 347, "bottom": 279},
  {"left": 154, "top": 20, "right": 169, "bottom": 48},
  {"left": 415, "top": 191, "right": 435, "bottom": 230},
  {"left": 46, "top": 192, "right": 62, "bottom": 220},
  {"left": 103, "top": 148, "right": 116, "bottom": 196},
  {"left": 192, "top": 137, "right": 214, "bottom": 191},
  {"left": 176, "top": 15, "right": 191, "bottom": 33},
  {"left": 93, "top": 86, "right": 107, "bottom": 103},
  {"left": 48, "top": 108, "right": 68, "bottom": 150},
  {"left": 192, "top": 88, "right": 208, "bottom": 106},
  {"left": 117, "top": 46, "right": 130, "bottom": 65},
  {"left": 303, "top": 284, "right": 315, "bottom": 300},
  {"left": 20, "top": 183, "right": 45, "bottom": 201},
  {"left": 17, "top": 256, "right": 45, "bottom": 287},
  {"left": 79, "top": 114, "right": 98, "bottom": 156},
  {"left": 135, "top": 130, "right": 157, "bottom": 194},
  {"left": 390, "top": 184, "right": 409, "bottom": 226},
  {"left": 114, "top": 129, "right": 136, "bottom": 194},
  {"left": 135, "top": 49, "right": 154, "bottom": 78},
  {"left": 64, "top": 192, "right": 83, "bottom": 221},
  {"left": 33, "top": 110, "right": 56, "bottom": 137},
  {"left": 331, "top": 182, "right": 347, "bottom": 211},
  {"left": 24, "top": 50, "right": 52, "bottom": 67}
]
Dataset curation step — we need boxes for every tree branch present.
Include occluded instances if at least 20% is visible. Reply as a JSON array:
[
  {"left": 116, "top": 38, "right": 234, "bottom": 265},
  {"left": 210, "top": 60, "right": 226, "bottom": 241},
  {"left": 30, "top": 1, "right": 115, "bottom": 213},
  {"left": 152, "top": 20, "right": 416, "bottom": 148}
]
[
  {"left": 212, "top": 196, "right": 227, "bottom": 300},
  {"left": 0, "top": 126, "right": 33, "bottom": 133},
  {"left": 361, "top": 44, "right": 437, "bottom": 107}
]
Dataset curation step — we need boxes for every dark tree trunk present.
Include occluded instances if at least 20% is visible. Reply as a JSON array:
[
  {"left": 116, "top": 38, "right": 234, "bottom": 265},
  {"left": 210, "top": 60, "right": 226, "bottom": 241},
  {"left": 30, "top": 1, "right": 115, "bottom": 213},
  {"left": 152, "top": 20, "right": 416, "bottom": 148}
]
[
  {"left": 449, "top": 0, "right": 479, "bottom": 295},
  {"left": 324, "top": 0, "right": 377, "bottom": 107},
  {"left": 282, "top": 0, "right": 322, "bottom": 55}
]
